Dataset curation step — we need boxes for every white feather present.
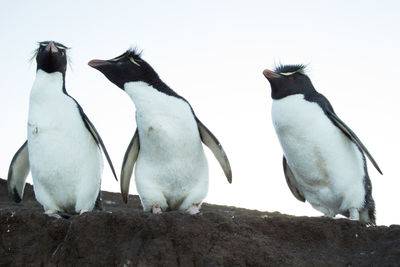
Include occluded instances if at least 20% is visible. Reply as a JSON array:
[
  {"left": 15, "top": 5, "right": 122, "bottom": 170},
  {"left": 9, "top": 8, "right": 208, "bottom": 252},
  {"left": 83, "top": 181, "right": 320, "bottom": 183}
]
[
  {"left": 272, "top": 94, "right": 366, "bottom": 216},
  {"left": 124, "top": 81, "right": 208, "bottom": 211},
  {"left": 27, "top": 70, "right": 103, "bottom": 213}
]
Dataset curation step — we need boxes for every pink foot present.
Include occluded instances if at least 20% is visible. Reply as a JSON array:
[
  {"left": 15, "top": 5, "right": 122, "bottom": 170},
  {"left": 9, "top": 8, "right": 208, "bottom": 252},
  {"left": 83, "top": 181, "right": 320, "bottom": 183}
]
[
  {"left": 152, "top": 204, "right": 162, "bottom": 214},
  {"left": 79, "top": 209, "right": 89, "bottom": 215},
  {"left": 45, "top": 210, "right": 62, "bottom": 219},
  {"left": 185, "top": 204, "right": 200, "bottom": 215}
]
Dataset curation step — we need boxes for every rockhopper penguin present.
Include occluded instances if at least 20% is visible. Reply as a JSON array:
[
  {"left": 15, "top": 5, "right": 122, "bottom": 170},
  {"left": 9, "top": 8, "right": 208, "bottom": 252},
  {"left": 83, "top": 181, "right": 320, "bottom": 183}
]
[
  {"left": 263, "top": 64, "right": 382, "bottom": 225},
  {"left": 88, "top": 49, "right": 232, "bottom": 214},
  {"left": 7, "top": 41, "right": 117, "bottom": 218}
]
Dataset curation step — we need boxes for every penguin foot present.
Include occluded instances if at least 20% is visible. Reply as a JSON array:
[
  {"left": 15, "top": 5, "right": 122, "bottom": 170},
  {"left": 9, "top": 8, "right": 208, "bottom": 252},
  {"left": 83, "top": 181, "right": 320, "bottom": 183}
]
[
  {"left": 349, "top": 208, "right": 360, "bottom": 221},
  {"left": 79, "top": 209, "right": 89, "bottom": 215},
  {"left": 152, "top": 204, "right": 162, "bottom": 214},
  {"left": 45, "top": 210, "right": 62, "bottom": 219},
  {"left": 185, "top": 204, "right": 200, "bottom": 215}
]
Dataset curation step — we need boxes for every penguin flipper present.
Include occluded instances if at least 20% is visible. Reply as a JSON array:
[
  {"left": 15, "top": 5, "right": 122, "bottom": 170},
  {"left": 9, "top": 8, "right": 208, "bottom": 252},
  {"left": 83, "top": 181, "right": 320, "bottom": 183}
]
[
  {"left": 121, "top": 128, "right": 140, "bottom": 203},
  {"left": 283, "top": 156, "right": 305, "bottom": 202},
  {"left": 326, "top": 110, "right": 382, "bottom": 175},
  {"left": 7, "top": 140, "right": 30, "bottom": 203},
  {"left": 76, "top": 104, "right": 118, "bottom": 181},
  {"left": 196, "top": 117, "right": 232, "bottom": 183}
]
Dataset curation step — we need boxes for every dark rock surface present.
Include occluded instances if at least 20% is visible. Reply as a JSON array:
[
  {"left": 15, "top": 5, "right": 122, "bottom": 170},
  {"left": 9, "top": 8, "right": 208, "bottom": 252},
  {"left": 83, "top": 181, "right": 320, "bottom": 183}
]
[{"left": 0, "top": 178, "right": 399, "bottom": 266}]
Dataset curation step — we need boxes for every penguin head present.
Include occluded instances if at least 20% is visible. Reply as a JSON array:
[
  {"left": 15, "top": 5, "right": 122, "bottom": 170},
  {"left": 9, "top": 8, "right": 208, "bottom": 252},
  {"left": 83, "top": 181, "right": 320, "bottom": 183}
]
[
  {"left": 88, "top": 49, "right": 160, "bottom": 90},
  {"left": 263, "top": 64, "right": 315, "bottom": 99},
  {"left": 35, "top": 41, "right": 68, "bottom": 75}
]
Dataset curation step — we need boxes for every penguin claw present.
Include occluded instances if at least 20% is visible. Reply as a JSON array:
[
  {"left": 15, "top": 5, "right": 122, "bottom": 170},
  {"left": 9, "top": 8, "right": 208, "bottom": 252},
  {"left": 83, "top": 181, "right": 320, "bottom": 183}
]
[
  {"left": 79, "top": 209, "right": 89, "bottom": 215},
  {"left": 45, "top": 210, "right": 62, "bottom": 219},
  {"left": 185, "top": 204, "right": 200, "bottom": 215},
  {"left": 152, "top": 205, "right": 162, "bottom": 214}
]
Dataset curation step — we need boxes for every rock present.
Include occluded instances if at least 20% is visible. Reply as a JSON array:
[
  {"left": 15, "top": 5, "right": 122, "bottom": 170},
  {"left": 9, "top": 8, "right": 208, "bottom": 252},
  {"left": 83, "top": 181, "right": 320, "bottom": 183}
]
[{"left": 0, "top": 178, "right": 399, "bottom": 266}]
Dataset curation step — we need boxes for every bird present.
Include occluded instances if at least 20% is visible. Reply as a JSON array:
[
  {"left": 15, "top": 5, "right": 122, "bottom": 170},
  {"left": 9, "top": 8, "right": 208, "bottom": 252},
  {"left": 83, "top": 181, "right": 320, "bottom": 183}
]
[
  {"left": 7, "top": 41, "right": 117, "bottom": 218},
  {"left": 263, "top": 64, "right": 382, "bottom": 225},
  {"left": 88, "top": 48, "right": 232, "bottom": 215}
]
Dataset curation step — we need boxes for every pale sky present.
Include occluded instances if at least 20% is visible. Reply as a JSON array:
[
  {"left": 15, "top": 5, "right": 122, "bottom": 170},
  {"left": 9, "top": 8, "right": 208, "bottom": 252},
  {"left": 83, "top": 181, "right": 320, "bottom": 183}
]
[{"left": 1, "top": 1, "right": 399, "bottom": 225}]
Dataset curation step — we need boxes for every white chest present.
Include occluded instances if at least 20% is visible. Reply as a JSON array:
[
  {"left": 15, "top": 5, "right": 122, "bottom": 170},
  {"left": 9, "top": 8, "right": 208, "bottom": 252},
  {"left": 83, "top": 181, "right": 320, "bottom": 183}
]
[
  {"left": 27, "top": 71, "right": 100, "bottom": 176},
  {"left": 28, "top": 71, "right": 83, "bottom": 138},
  {"left": 26, "top": 71, "right": 102, "bottom": 212},
  {"left": 125, "top": 81, "right": 203, "bottom": 160},
  {"left": 271, "top": 94, "right": 365, "bottom": 210},
  {"left": 271, "top": 94, "right": 338, "bottom": 158},
  {"left": 124, "top": 82, "right": 208, "bottom": 205}
]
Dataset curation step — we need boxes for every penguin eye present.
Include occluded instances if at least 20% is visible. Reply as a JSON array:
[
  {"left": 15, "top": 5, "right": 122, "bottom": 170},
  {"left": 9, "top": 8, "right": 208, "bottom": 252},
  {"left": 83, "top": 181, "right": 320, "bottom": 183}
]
[
  {"left": 60, "top": 51, "right": 65, "bottom": 56},
  {"left": 288, "top": 76, "right": 294, "bottom": 81}
]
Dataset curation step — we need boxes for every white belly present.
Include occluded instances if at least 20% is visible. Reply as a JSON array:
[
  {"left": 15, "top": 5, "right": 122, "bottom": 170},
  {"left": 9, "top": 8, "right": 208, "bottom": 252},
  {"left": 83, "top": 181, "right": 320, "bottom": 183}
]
[
  {"left": 272, "top": 94, "right": 366, "bottom": 214},
  {"left": 125, "top": 81, "right": 209, "bottom": 211},
  {"left": 27, "top": 71, "right": 103, "bottom": 213}
]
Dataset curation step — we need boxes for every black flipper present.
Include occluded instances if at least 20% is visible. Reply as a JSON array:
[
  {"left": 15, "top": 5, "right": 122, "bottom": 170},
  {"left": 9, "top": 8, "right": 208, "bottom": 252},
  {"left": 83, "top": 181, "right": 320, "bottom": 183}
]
[
  {"left": 283, "top": 156, "right": 305, "bottom": 202},
  {"left": 7, "top": 140, "right": 30, "bottom": 203},
  {"left": 74, "top": 102, "right": 118, "bottom": 181},
  {"left": 196, "top": 117, "right": 232, "bottom": 183},
  {"left": 326, "top": 110, "right": 382, "bottom": 175},
  {"left": 120, "top": 128, "right": 140, "bottom": 203}
]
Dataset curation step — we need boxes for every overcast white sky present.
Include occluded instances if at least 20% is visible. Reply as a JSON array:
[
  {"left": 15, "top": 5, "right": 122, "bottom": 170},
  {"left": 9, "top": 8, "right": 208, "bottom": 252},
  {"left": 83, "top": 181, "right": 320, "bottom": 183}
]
[{"left": 1, "top": 1, "right": 399, "bottom": 225}]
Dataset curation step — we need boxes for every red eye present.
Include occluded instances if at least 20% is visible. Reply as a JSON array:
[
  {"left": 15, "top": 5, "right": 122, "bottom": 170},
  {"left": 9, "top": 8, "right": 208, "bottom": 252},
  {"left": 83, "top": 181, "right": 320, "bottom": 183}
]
[
  {"left": 60, "top": 51, "right": 64, "bottom": 56},
  {"left": 288, "top": 76, "right": 294, "bottom": 81}
]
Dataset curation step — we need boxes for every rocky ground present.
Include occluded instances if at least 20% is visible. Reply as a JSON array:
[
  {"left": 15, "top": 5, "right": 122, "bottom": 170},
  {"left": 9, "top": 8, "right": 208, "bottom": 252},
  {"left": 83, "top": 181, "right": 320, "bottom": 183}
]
[{"left": 0, "top": 178, "right": 399, "bottom": 266}]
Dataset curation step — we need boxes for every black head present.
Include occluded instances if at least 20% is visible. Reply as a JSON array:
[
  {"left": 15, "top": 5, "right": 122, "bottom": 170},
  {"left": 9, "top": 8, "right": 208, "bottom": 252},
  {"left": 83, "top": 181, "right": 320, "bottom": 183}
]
[
  {"left": 35, "top": 41, "right": 68, "bottom": 75},
  {"left": 263, "top": 64, "right": 316, "bottom": 99},
  {"left": 88, "top": 49, "right": 161, "bottom": 90}
]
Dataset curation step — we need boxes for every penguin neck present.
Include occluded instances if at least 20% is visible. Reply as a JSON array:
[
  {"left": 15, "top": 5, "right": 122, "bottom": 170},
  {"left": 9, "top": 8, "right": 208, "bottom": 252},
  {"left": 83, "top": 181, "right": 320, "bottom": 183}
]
[
  {"left": 33, "top": 69, "right": 68, "bottom": 95},
  {"left": 271, "top": 84, "right": 317, "bottom": 100},
  {"left": 149, "top": 79, "right": 180, "bottom": 98},
  {"left": 124, "top": 81, "right": 188, "bottom": 114}
]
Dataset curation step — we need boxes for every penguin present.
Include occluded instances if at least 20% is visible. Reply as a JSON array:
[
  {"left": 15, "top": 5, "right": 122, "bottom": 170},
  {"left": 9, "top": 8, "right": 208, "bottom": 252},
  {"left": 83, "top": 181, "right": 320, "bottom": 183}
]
[
  {"left": 88, "top": 49, "right": 232, "bottom": 214},
  {"left": 263, "top": 64, "right": 382, "bottom": 225},
  {"left": 7, "top": 41, "right": 117, "bottom": 217}
]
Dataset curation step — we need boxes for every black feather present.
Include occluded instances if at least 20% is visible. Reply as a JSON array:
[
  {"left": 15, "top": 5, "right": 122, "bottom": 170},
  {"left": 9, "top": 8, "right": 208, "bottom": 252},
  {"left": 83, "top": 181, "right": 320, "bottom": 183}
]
[
  {"left": 38, "top": 41, "right": 69, "bottom": 49},
  {"left": 109, "top": 47, "right": 143, "bottom": 62},
  {"left": 126, "top": 47, "right": 143, "bottom": 58},
  {"left": 11, "top": 188, "right": 22, "bottom": 203}
]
